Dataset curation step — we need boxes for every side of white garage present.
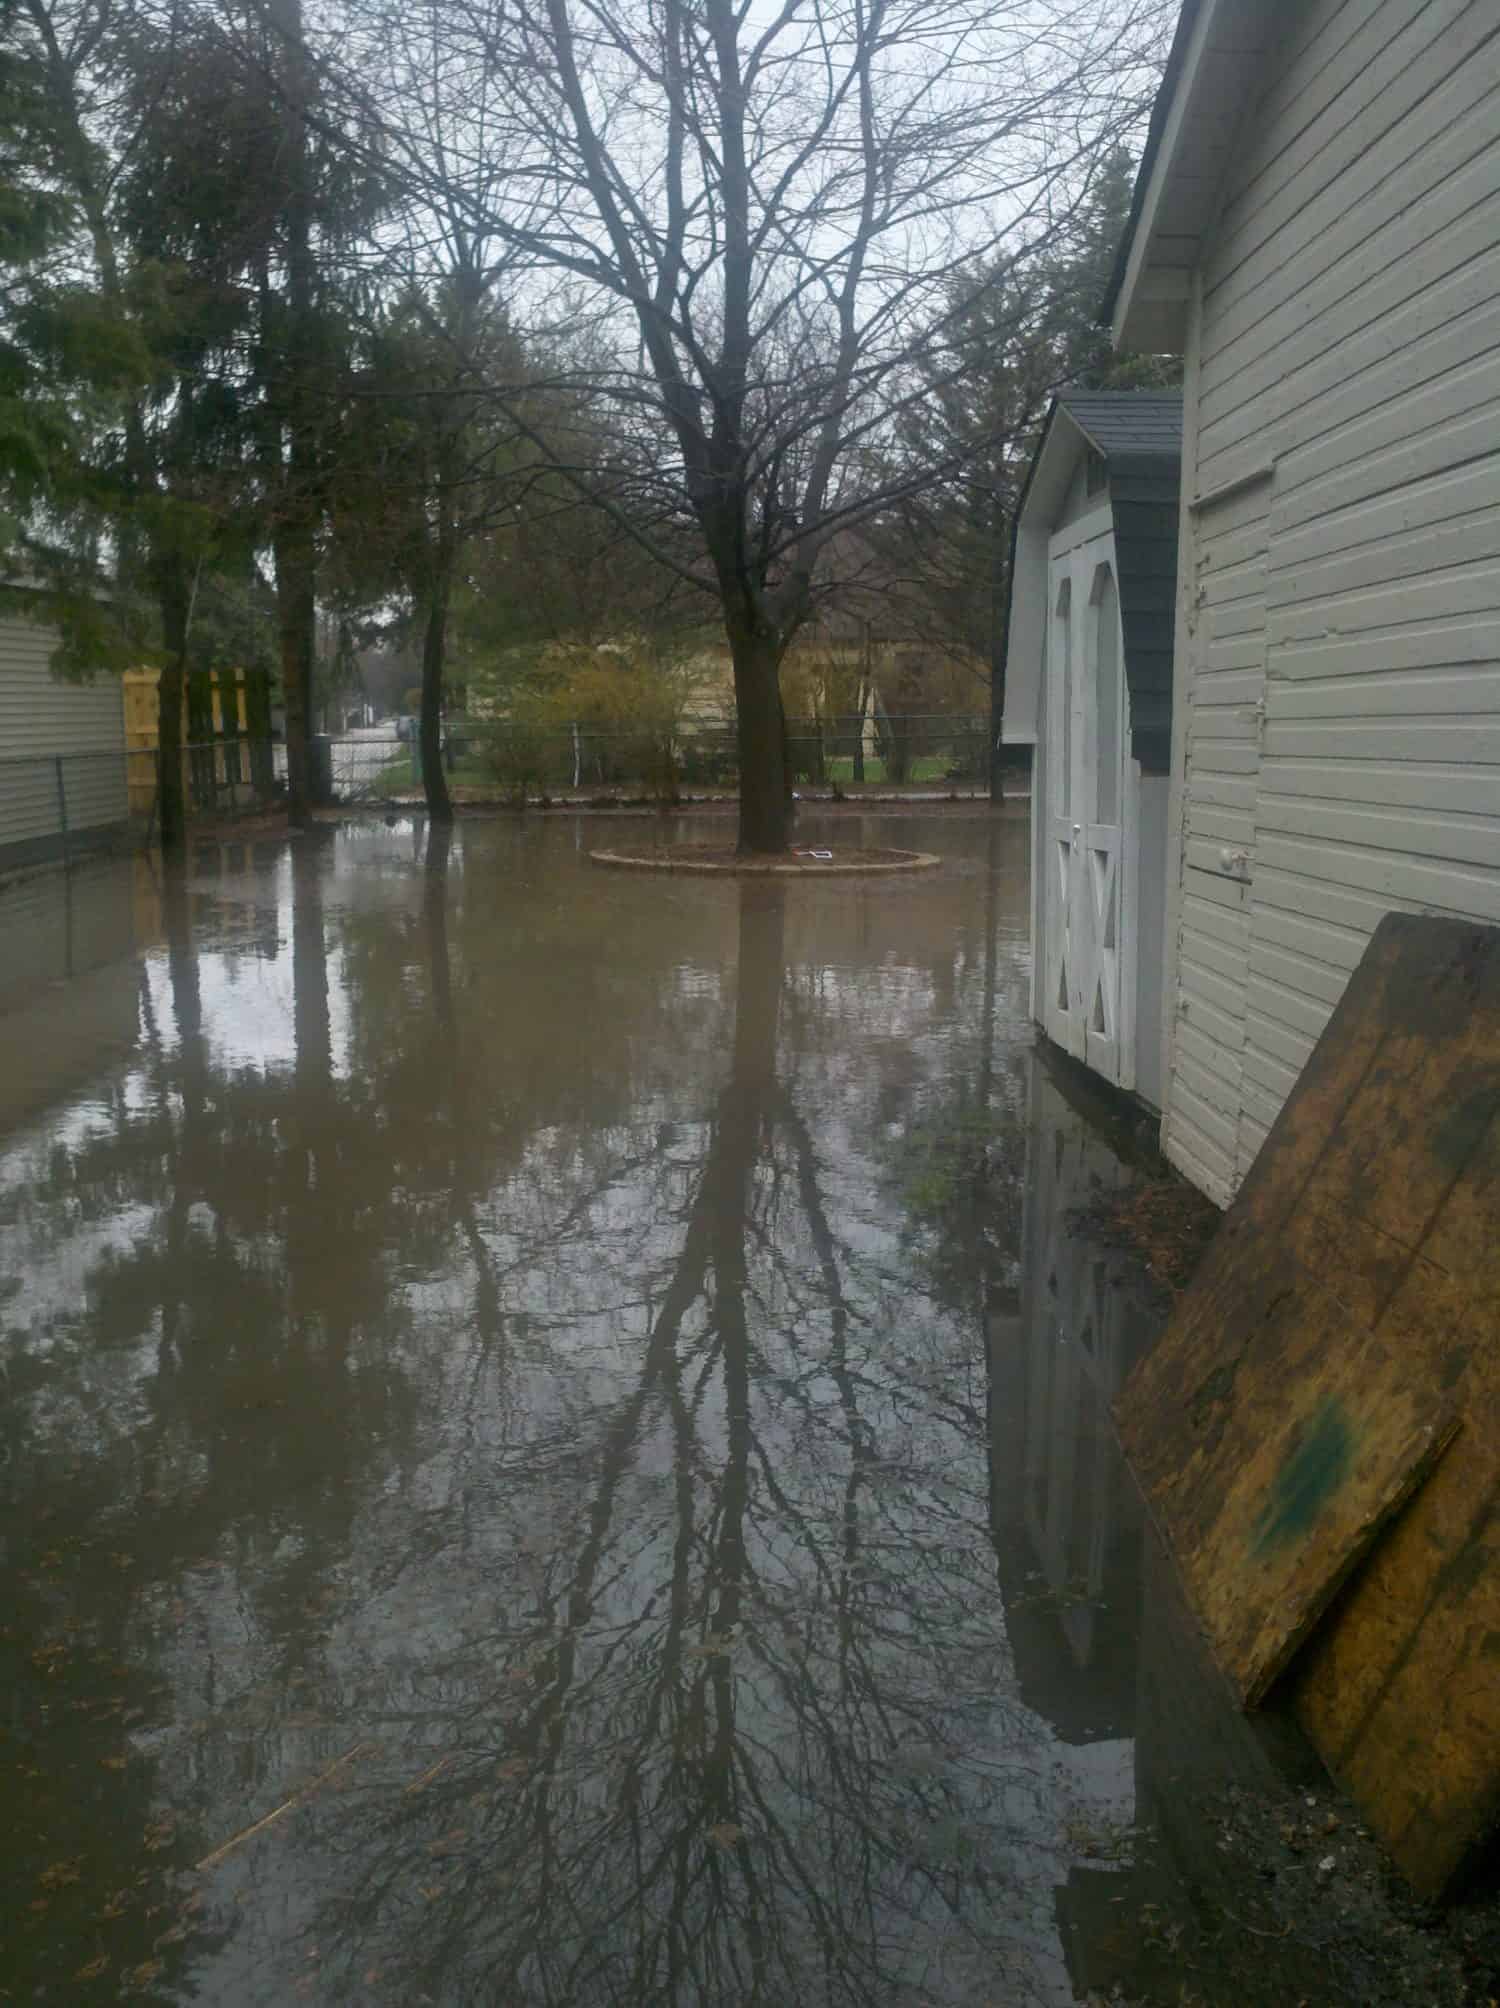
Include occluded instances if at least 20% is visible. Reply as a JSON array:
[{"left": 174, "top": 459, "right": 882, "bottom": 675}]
[{"left": 0, "top": 614, "right": 128, "bottom": 871}]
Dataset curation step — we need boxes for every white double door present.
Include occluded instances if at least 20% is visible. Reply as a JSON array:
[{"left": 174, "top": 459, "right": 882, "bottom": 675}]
[{"left": 1042, "top": 519, "right": 1130, "bottom": 1086}]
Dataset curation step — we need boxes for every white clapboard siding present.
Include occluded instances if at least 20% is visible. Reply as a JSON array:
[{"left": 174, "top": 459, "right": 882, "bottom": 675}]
[
  {"left": 1203, "top": 0, "right": 1490, "bottom": 340},
  {"left": 1165, "top": 0, "right": 1500, "bottom": 1201},
  {"left": 0, "top": 615, "right": 127, "bottom": 857}
]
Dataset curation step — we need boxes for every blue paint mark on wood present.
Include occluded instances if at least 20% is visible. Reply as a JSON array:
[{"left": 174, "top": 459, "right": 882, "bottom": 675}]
[{"left": 1253, "top": 1399, "right": 1354, "bottom": 1557}]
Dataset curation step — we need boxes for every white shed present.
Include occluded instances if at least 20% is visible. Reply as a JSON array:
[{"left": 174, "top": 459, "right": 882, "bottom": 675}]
[
  {"left": 1005, "top": 391, "right": 1182, "bottom": 1111},
  {"left": 0, "top": 613, "right": 128, "bottom": 872},
  {"left": 1107, "top": 0, "right": 1500, "bottom": 1207}
]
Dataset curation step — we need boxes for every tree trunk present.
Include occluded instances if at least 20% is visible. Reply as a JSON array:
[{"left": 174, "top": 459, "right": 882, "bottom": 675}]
[
  {"left": 156, "top": 568, "right": 190, "bottom": 851},
  {"left": 988, "top": 670, "right": 1005, "bottom": 803},
  {"left": 989, "top": 506, "right": 1010, "bottom": 805},
  {"left": 778, "top": 694, "right": 796, "bottom": 803},
  {"left": 420, "top": 578, "right": 454, "bottom": 823},
  {"left": 853, "top": 623, "right": 871, "bottom": 784},
  {"left": 730, "top": 625, "right": 789, "bottom": 853},
  {"left": 271, "top": 0, "right": 319, "bottom": 827},
  {"left": 882, "top": 703, "right": 911, "bottom": 784},
  {"left": 276, "top": 517, "right": 317, "bottom": 822}
]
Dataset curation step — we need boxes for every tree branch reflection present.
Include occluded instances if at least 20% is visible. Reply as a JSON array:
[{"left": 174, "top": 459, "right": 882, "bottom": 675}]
[
  {"left": 307, "top": 877, "right": 1057, "bottom": 2006},
  {"left": 2, "top": 827, "right": 1064, "bottom": 2005}
]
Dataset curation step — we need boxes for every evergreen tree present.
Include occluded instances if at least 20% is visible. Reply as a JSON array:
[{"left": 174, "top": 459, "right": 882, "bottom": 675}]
[
  {"left": 326, "top": 280, "right": 529, "bottom": 821},
  {"left": 0, "top": 14, "right": 83, "bottom": 545},
  {"left": 882, "top": 149, "right": 1181, "bottom": 797},
  {"left": 0, "top": 0, "right": 263, "bottom": 844},
  {"left": 0, "top": 0, "right": 382, "bottom": 841},
  {"left": 117, "top": 0, "right": 383, "bottom": 824}
]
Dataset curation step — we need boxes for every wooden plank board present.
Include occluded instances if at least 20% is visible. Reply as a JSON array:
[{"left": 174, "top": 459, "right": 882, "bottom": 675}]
[
  {"left": 1117, "top": 1239, "right": 1459, "bottom": 1707},
  {"left": 1292, "top": 1098, "right": 1500, "bottom": 1898},
  {"left": 1117, "top": 913, "right": 1500, "bottom": 1892}
]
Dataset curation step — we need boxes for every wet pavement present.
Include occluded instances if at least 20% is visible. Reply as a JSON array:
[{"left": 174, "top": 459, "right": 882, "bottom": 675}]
[{"left": 0, "top": 812, "right": 1481, "bottom": 2006}]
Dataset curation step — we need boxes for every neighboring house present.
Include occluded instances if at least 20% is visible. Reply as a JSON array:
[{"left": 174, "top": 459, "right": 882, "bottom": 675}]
[
  {"left": 1005, "top": 390, "right": 1183, "bottom": 1110},
  {"left": 1098, "top": 0, "right": 1500, "bottom": 1208},
  {"left": 0, "top": 612, "right": 128, "bottom": 872}
]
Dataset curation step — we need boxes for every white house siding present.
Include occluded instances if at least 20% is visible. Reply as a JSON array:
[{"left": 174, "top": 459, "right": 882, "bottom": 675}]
[
  {"left": 1164, "top": 0, "right": 1500, "bottom": 1203},
  {"left": 0, "top": 615, "right": 127, "bottom": 865}
]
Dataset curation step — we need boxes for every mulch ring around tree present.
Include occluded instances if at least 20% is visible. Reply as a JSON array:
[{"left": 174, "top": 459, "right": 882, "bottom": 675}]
[{"left": 589, "top": 844, "right": 940, "bottom": 875}]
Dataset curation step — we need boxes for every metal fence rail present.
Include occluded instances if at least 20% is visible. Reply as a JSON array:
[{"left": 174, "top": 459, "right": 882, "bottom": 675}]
[
  {"left": 0, "top": 739, "right": 288, "bottom": 875},
  {"left": 316, "top": 732, "right": 407, "bottom": 803},
  {"left": 324, "top": 713, "right": 994, "bottom": 802},
  {"left": 2, "top": 712, "right": 1001, "bottom": 872},
  {"left": 0, "top": 749, "right": 141, "bottom": 873},
  {"left": 125, "top": 738, "right": 283, "bottom": 836}
]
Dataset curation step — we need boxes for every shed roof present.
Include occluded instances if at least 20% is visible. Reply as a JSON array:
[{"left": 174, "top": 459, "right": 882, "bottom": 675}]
[
  {"left": 1010, "top": 390, "right": 1184, "bottom": 553},
  {"left": 1057, "top": 390, "right": 1183, "bottom": 459},
  {"left": 1003, "top": 389, "right": 1183, "bottom": 769}
]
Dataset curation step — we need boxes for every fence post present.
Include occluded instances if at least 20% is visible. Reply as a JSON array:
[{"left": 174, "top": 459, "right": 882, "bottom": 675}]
[{"left": 54, "top": 754, "right": 71, "bottom": 869}]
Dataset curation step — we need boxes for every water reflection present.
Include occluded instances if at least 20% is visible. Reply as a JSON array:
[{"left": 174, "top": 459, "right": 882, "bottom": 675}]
[
  {"left": 993, "top": 1061, "right": 1157, "bottom": 1731},
  {"left": 0, "top": 814, "right": 1296, "bottom": 2006},
  {"left": 996, "top": 1059, "right": 1340, "bottom": 2006}
]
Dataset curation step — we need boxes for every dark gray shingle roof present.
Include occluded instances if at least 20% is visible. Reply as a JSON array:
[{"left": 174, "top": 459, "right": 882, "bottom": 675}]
[{"left": 1057, "top": 389, "right": 1183, "bottom": 458}]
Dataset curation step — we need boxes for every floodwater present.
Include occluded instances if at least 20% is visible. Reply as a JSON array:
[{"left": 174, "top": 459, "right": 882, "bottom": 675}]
[{"left": 0, "top": 813, "right": 1353, "bottom": 2005}]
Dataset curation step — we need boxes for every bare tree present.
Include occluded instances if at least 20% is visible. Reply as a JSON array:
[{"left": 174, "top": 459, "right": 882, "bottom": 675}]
[{"left": 328, "top": 0, "right": 1167, "bottom": 849}]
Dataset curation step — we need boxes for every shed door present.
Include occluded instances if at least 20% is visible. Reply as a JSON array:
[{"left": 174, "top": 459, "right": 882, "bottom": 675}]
[
  {"left": 1166, "top": 473, "right": 1271, "bottom": 1202},
  {"left": 1044, "top": 524, "right": 1129, "bottom": 1083}
]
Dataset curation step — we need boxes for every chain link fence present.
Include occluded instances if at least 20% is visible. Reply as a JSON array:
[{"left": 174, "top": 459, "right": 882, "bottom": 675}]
[
  {"left": 0, "top": 740, "right": 288, "bottom": 876},
  {"left": 0, "top": 750, "right": 141, "bottom": 873},
  {"left": 126, "top": 738, "right": 283, "bottom": 839},
  {"left": 3, "top": 712, "right": 1000, "bottom": 871},
  {"left": 320, "top": 713, "right": 994, "bottom": 804},
  {"left": 314, "top": 731, "right": 410, "bottom": 803}
]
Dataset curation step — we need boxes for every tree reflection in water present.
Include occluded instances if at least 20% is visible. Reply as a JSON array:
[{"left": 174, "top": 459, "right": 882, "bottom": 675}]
[
  {"left": 0, "top": 817, "right": 1107, "bottom": 2007},
  {"left": 304, "top": 849, "right": 1076, "bottom": 2008}
]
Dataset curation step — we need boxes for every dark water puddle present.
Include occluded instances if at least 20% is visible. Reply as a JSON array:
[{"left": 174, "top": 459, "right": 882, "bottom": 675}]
[{"left": 0, "top": 814, "right": 1486, "bottom": 2004}]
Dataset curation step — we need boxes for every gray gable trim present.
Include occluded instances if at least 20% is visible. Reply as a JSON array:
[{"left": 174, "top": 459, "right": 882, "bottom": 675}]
[{"left": 1003, "top": 398, "right": 1090, "bottom": 746}]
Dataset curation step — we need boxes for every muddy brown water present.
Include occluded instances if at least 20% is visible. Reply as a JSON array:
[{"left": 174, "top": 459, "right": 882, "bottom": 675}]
[{"left": 0, "top": 812, "right": 1478, "bottom": 2006}]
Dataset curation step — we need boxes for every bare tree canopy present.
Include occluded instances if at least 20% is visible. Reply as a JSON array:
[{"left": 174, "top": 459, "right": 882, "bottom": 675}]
[
  {"left": 1, "top": 0, "right": 1169, "bottom": 848},
  {"left": 335, "top": 0, "right": 1170, "bottom": 847}
]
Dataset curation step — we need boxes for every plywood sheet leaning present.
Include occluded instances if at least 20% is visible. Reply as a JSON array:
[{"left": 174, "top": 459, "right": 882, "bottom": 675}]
[{"left": 1116, "top": 914, "right": 1500, "bottom": 1897}]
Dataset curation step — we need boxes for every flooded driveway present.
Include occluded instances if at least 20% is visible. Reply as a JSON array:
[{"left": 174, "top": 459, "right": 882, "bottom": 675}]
[{"left": 0, "top": 813, "right": 1464, "bottom": 2005}]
